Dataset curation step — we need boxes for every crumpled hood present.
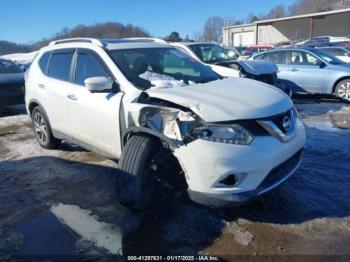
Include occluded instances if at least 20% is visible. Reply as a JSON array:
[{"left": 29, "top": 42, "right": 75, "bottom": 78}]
[
  {"left": 147, "top": 78, "right": 293, "bottom": 122},
  {"left": 0, "top": 73, "right": 24, "bottom": 85},
  {"left": 237, "top": 60, "right": 278, "bottom": 75}
]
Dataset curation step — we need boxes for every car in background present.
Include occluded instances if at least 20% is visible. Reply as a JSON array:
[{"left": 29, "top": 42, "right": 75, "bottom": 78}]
[
  {"left": 223, "top": 46, "right": 240, "bottom": 59},
  {"left": 0, "top": 59, "right": 24, "bottom": 108},
  {"left": 244, "top": 45, "right": 272, "bottom": 57},
  {"left": 249, "top": 47, "right": 350, "bottom": 101},
  {"left": 318, "top": 46, "right": 350, "bottom": 63},
  {"left": 297, "top": 36, "right": 350, "bottom": 46},
  {"left": 170, "top": 42, "right": 292, "bottom": 96},
  {"left": 234, "top": 46, "right": 247, "bottom": 56}
]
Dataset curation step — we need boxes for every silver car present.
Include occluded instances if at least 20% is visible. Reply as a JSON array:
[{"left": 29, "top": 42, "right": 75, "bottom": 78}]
[{"left": 249, "top": 47, "right": 350, "bottom": 101}]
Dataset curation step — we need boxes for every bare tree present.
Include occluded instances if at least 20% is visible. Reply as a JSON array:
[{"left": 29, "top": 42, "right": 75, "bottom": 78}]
[
  {"left": 289, "top": 0, "right": 350, "bottom": 15},
  {"left": 192, "top": 30, "right": 203, "bottom": 41},
  {"left": 264, "top": 5, "right": 287, "bottom": 19},
  {"left": 203, "top": 16, "right": 224, "bottom": 43}
]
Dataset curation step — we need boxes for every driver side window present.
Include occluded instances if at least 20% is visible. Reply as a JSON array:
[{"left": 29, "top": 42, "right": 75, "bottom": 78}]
[{"left": 75, "top": 51, "right": 111, "bottom": 86}]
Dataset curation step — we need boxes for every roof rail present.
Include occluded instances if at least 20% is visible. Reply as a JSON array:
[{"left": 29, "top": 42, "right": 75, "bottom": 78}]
[
  {"left": 49, "top": 38, "right": 104, "bottom": 47},
  {"left": 121, "top": 37, "right": 167, "bottom": 44}
]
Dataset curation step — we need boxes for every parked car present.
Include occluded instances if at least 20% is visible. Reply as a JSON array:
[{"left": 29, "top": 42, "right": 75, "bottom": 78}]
[
  {"left": 297, "top": 36, "right": 350, "bottom": 46},
  {"left": 318, "top": 46, "right": 350, "bottom": 63},
  {"left": 170, "top": 42, "right": 292, "bottom": 96},
  {"left": 223, "top": 46, "right": 240, "bottom": 59},
  {"left": 244, "top": 45, "right": 272, "bottom": 56},
  {"left": 25, "top": 38, "right": 305, "bottom": 208},
  {"left": 234, "top": 46, "right": 248, "bottom": 56},
  {"left": 0, "top": 59, "right": 24, "bottom": 108},
  {"left": 249, "top": 47, "right": 350, "bottom": 101}
]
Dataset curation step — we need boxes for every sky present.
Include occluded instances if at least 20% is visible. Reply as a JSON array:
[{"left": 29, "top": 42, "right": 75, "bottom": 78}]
[{"left": 0, "top": 0, "right": 295, "bottom": 44}]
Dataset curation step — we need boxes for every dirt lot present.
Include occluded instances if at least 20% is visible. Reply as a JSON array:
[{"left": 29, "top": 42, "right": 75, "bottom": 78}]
[{"left": 0, "top": 97, "right": 350, "bottom": 261}]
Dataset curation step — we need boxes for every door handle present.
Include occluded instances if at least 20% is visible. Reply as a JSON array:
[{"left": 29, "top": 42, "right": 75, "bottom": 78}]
[
  {"left": 38, "top": 84, "right": 46, "bottom": 89},
  {"left": 67, "top": 94, "right": 78, "bottom": 101},
  {"left": 290, "top": 68, "right": 298, "bottom": 72}
]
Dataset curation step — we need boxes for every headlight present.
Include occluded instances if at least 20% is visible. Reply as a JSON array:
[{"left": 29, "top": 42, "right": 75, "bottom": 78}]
[{"left": 191, "top": 124, "right": 254, "bottom": 145}]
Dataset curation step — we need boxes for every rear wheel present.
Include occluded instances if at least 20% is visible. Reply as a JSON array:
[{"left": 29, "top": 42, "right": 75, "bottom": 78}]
[
  {"left": 116, "top": 134, "right": 160, "bottom": 210},
  {"left": 334, "top": 79, "right": 350, "bottom": 101},
  {"left": 31, "top": 106, "right": 61, "bottom": 149}
]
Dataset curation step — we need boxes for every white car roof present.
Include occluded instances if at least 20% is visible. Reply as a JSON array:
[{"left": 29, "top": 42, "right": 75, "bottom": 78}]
[{"left": 47, "top": 38, "right": 172, "bottom": 51}]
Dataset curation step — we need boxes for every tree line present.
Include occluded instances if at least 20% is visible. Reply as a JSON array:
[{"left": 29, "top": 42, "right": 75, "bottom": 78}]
[{"left": 0, "top": 22, "right": 149, "bottom": 55}]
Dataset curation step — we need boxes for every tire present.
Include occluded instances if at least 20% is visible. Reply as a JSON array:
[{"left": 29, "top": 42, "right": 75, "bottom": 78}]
[
  {"left": 116, "top": 134, "right": 159, "bottom": 210},
  {"left": 334, "top": 79, "right": 350, "bottom": 102},
  {"left": 31, "top": 106, "right": 61, "bottom": 149}
]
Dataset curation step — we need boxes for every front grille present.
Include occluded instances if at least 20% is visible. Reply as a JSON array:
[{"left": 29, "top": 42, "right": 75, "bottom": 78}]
[
  {"left": 258, "top": 149, "right": 303, "bottom": 191},
  {"left": 237, "top": 120, "right": 270, "bottom": 136},
  {"left": 269, "top": 110, "right": 293, "bottom": 134}
]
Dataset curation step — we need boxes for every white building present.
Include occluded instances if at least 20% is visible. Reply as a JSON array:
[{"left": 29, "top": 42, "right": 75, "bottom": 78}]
[{"left": 223, "top": 8, "right": 350, "bottom": 46}]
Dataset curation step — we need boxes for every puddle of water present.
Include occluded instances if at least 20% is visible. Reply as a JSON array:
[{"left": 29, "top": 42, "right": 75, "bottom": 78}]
[
  {"left": 15, "top": 211, "right": 77, "bottom": 255},
  {"left": 51, "top": 203, "right": 123, "bottom": 255},
  {"left": 80, "top": 152, "right": 108, "bottom": 163}
]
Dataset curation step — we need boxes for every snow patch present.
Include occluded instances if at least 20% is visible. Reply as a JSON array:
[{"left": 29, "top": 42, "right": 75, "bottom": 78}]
[
  {"left": 139, "top": 71, "right": 188, "bottom": 89},
  {"left": 51, "top": 203, "right": 123, "bottom": 255}
]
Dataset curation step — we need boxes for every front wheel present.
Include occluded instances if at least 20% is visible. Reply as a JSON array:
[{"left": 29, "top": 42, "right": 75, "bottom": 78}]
[
  {"left": 116, "top": 134, "right": 159, "bottom": 210},
  {"left": 334, "top": 79, "right": 350, "bottom": 101}
]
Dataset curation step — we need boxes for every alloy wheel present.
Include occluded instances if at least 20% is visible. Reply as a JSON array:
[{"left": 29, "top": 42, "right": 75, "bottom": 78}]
[
  {"left": 337, "top": 81, "right": 350, "bottom": 101},
  {"left": 33, "top": 112, "right": 48, "bottom": 144}
]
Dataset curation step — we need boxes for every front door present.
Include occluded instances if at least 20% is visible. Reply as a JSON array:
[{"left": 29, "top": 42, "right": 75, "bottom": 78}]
[
  {"left": 67, "top": 49, "right": 123, "bottom": 158},
  {"left": 287, "top": 50, "right": 330, "bottom": 93}
]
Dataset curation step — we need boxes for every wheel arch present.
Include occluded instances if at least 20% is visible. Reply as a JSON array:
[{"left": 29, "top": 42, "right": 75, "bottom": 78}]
[
  {"left": 122, "top": 126, "right": 179, "bottom": 151},
  {"left": 333, "top": 76, "right": 350, "bottom": 93},
  {"left": 28, "top": 99, "right": 44, "bottom": 116}
]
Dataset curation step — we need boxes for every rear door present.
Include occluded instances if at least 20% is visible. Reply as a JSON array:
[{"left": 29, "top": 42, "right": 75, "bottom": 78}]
[
  {"left": 287, "top": 50, "right": 330, "bottom": 93},
  {"left": 67, "top": 49, "right": 123, "bottom": 158},
  {"left": 38, "top": 49, "right": 74, "bottom": 136}
]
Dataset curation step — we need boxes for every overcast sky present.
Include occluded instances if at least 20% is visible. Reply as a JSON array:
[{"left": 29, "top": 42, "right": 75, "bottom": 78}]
[{"left": 0, "top": 0, "right": 295, "bottom": 43}]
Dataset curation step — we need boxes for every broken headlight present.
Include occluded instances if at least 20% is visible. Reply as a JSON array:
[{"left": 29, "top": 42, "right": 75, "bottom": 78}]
[{"left": 191, "top": 124, "right": 254, "bottom": 145}]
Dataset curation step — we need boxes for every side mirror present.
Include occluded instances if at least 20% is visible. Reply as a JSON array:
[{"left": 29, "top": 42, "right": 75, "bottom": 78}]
[
  {"left": 316, "top": 60, "right": 326, "bottom": 68},
  {"left": 84, "top": 77, "right": 113, "bottom": 92}
]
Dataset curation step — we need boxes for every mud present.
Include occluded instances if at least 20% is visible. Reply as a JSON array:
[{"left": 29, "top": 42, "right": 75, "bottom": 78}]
[{"left": 0, "top": 99, "right": 350, "bottom": 260}]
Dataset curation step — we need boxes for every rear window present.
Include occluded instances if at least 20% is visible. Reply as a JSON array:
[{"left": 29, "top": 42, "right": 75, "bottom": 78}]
[{"left": 48, "top": 52, "right": 73, "bottom": 81}]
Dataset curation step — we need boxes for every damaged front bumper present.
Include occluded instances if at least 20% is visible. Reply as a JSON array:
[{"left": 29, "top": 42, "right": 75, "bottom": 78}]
[
  {"left": 173, "top": 119, "right": 306, "bottom": 207},
  {"left": 187, "top": 149, "right": 303, "bottom": 207}
]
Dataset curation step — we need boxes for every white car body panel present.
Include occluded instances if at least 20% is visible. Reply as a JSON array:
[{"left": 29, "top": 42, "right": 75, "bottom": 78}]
[
  {"left": 26, "top": 38, "right": 306, "bottom": 207},
  {"left": 147, "top": 78, "right": 291, "bottom": 122}
]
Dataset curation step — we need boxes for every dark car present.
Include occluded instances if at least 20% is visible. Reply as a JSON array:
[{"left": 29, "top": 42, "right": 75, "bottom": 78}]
[{"left": 0, "top": 59, "right": 25, "bottom": 107}]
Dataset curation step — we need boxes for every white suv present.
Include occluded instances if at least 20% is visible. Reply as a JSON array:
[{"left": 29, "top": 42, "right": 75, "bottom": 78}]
[{"left": 25, "top": 38, "right": 306, "bottom": 209}]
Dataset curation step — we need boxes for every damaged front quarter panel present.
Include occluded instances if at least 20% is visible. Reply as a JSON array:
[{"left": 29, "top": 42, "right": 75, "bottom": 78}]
[{"left": 124, "top": 93, "right": 201, "bottom": 149}]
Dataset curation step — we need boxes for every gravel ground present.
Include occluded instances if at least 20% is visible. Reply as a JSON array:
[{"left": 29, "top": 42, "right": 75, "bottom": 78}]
[{"left": 0, "top": 97, "right": 350, "bottom": 261}]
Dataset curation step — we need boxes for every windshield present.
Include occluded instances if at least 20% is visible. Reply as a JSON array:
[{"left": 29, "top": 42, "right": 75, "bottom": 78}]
[
  {"left": 312, "top": 49, "right": 345, "bottom": 65},
  {"left": 0, "top": 60, "right": 22, "bottom": 74},
  {"left": 108, "top": 48, "right": 221, "bottom": 90},
  {"left": 188, "top": 44, "right": 233, "bottom": 64}
]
